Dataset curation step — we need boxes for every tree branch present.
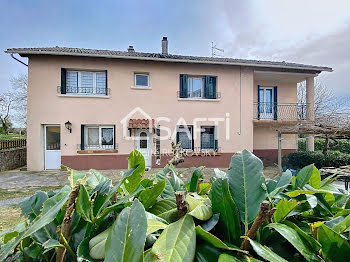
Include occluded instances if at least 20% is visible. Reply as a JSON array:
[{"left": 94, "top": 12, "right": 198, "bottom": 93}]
[
  {"left": 56, "top": 183, "right": 80, "bottom": 262},
  {"left": 241, "top": 201, "right": 271, "bottom": 250}
]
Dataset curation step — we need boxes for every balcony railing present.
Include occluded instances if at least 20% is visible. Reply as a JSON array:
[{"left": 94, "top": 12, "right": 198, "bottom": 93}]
[
  {"left": 253, "top": 103, "right": 310, "bottom": 121},
  {"left": 57, "top": 86, "right": 110, "bottom": 96},
  {"left": 177, "top": 91, "right": 221, "bottom": 99}
]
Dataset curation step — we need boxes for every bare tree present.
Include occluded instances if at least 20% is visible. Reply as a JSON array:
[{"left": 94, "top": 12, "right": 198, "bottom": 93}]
[
  {"left": 10, "top": 74, "right": 27, "bottom": 127},
  {"left": 0, "top": 92, "right": 14, "bottom": 133},
  {"left": 298, "top": 80, "right": 350, "bottom": 127}
]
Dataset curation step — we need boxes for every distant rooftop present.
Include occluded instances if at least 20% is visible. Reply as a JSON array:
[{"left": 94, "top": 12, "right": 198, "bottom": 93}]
[{"left": 5, "top": 44, "right": 333, "bottom": 73}]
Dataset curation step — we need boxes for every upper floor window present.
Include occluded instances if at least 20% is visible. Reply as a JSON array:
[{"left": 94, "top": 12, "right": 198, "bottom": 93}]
[
  {"left": 179, "top": 74, "right": 219, "bottom": 99},
  {"left": 60, "top": 69, "right": 108, "bottom": 96},
  {"left": 135, "top": 73, "right": 149, "bottom": 88}
]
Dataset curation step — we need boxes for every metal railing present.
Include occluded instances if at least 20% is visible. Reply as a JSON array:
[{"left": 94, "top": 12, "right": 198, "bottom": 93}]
[
  {"left": 57, "top": 86, "right": 110, "bottom": 96},
  {"left": 77, "top": 143, "right": 117, "bottom": 150},
  {"left": 177, "top": 91, "right": 221, "bottom": 99},
  {"left": 253, "top": 103, "right": 310, "bottom": 121}
]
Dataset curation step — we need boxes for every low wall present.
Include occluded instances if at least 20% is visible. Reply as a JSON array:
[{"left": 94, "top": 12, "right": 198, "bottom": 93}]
[{"left": 0, "top": 148, "right": 26, "bottom": 171}]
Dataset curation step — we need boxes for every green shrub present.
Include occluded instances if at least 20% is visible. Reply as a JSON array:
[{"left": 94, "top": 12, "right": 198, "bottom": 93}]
[
  {"left": 298, "top": 138, "right": 350, "bottom": 154},
  {"left": 1, "top": 150, "right": 350, "bottom": 262},
  {"left": 284, "top": 150, "right": 350, "bottom": 169}
]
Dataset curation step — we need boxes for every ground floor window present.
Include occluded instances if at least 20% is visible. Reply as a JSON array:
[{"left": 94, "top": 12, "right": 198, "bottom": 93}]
[
  {"left": 176, "top": 125, "right": 193, "bottom": 151},
  {"left": 84, "top": 125, "right": 114, "bottom": 150},
  {"left": 201, "top": 126, "right": 217, "bottom": 151}
]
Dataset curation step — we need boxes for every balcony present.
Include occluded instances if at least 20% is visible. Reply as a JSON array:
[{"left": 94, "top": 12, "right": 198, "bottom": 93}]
[
  {"left": 57, "top": 86, "right": 111, "bottom": 96},
  {"left": 253, "top": 103, "right": 310, "bottom": 121},
  {"left": 177, "top": 91, "right": 221, "bottom": 100}
]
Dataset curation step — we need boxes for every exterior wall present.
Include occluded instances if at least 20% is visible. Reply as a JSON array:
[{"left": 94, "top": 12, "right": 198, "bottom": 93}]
[
  {"left": 252, "top": 80, "right": 298, "bottom": 162},
  {"left": 0, "top": 148, "right": 26, "bottom": 171},
  {"left": 27, "top": 56, "right": 254, "bottom": 170}
]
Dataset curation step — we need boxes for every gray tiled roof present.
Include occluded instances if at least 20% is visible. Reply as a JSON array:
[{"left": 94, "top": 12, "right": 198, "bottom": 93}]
[{"left": 5, "top": 46, "right": 332, "bottom": 72}]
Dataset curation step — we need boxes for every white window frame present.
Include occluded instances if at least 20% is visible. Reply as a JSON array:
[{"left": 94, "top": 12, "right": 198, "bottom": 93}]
[
  {"left": 134, "top": 73, "right": 150, "bottom": 88},
  {"left": 66, "top": 71, "right": 106, "bottom": 95},
  {"left": 85, "top": 125, "right": 114, "bottom": 150},
  {"left": 188, "top": 76, "right": 205, "bottom": 98}
]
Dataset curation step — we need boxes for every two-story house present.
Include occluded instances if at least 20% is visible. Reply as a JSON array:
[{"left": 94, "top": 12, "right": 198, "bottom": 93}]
[{"left": 6, "top": 37, "right": 332, "bottom": 171}]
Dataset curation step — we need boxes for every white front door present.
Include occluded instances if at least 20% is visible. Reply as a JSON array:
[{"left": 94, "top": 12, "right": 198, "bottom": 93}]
[
  {"left": 259, "top": 87, "right": 274, "bottom": 120},
  {"left": 135, "top": 129, "right": 152, "bottom": 168},
  {"left": 44, "top": 125, "right": 61, "bottom": 170}
]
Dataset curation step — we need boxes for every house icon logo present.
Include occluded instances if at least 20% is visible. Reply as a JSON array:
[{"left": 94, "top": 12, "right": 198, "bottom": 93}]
[{"left": 120, "top": 107, "right": 155, "bottom": 140}]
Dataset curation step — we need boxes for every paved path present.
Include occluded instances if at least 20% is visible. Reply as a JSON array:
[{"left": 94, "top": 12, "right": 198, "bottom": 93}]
[{"left": 0, "top": 170, "right": 68, "bottom": 190}]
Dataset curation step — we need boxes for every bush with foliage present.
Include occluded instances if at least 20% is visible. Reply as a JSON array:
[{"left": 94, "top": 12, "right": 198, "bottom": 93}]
[
  {"left": 284, "top": 150, "right": 350, "bottom": 169},
  {"left": 1, "top": 149, "right": 350, "bottom": 261},
  {"left": 298, "top": 138, "right": 350, "bottom": 154}
]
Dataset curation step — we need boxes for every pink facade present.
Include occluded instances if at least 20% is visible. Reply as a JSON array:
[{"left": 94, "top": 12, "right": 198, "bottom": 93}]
[{"left": 6, "top": 43, "right": 332, "bottom": 170}]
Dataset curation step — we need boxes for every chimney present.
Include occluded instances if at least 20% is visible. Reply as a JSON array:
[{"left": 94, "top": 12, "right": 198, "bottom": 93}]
[
  {"left": 127, "top": 45, "right": 135, "bottom": 53},
  {"left": 161, "top": 37, "right": 168, "bottom": 55}
]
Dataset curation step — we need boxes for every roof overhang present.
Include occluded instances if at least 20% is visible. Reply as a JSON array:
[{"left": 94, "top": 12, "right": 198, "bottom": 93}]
[{"left": 5, "top": 48, "right": 333, "bottom": 73}]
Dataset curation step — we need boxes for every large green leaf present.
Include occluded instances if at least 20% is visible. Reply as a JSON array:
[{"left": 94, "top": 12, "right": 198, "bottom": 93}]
[
  {"left": 149, "top": 197, "right": 178, "bottom": 223},
  {"left": 69, "top": 169, "right": 87, "bottom": 188},
  {"left": 268, "top": 223, "right": 319, "bottom": 262},
  {"left": 282, "top": 221, "right": 321, "bottom": 253},
  {"left": 88, "top": 227, "right": 111, "bottom": 260},
  {"left": 246, "top": 237, "right": 288, "bottom": 262},
  {"left": 295, "top": 164, "right": 314, "bottom": 189},
  {"left": 145, "top": 215, "right": 196, "bottom": 262},
  {"left": 186, "top": 194, "right": 212, "bottom": 221},
  {"left": 19, "top": 191, "right": 48, "bottom": 221},
  {"left": 139, "top": 180, "right": 166, "bottom": 210},
  {"left": 189, "top": 166, "right": 204, "bottom": 192},
  {"left": 227, "top": 150, "right": 266, "bottom": 232},
  {"left": 123, "top": 150, "right": 145, "bottom": 193},
  {"left": 147, "top": 219, "right": 168, "bottom": 235},
  {"left": 210, "top": 178, "right": 240, "bottom": 245},
  {"left": 195, "top": 226, "right": 247, "bottom": 254},
  {"left": 308, "top": 166, "right": 321, "bottom": 189},
  {"left": 332, "top": 214, "right": 350, "bottom": 234},
  {"left": 76, "top": 184, "right": 91, "bottom": 222},
  {"left": 0, "top": 186, "right": 71, "bottom": 261},
  {"left": 273, "top": 199, "right": 299, "bottom": 222},
  {"left": 195, "top": 242, "right": 221, "bottom": 262},
  {"left": 104, "top": 199, "right": 147, "bottom": 262},
  {"left": 318, "top": 224, "right": 350, "bottom": 261},
  {"left": 276, "top": 170, "right": 292, "bottom": 188},
  {"left": 86, "top": 169, "right": 111, "bottom": 188}
]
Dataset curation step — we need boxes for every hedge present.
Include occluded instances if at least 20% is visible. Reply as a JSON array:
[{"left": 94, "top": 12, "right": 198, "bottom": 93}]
[
  {"left": 298, "top": 138, "right": 350, "bottom": 153},
  {"left": 283, "top": 150, "right": 350, "bottom": 169}
]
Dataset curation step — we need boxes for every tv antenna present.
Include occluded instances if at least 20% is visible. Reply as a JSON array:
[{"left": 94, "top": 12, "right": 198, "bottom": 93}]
[{"left": 211, "top": 42, "right": 224, "bottom": 57}]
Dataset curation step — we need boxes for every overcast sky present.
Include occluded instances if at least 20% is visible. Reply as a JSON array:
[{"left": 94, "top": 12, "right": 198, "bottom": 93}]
[{"left": 0, "top": 0, "right": 349, "bottom": 96}]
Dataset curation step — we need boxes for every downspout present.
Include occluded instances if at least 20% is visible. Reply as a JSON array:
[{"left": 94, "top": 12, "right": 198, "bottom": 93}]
[
  {"left": 237, "top": 66, "right": 242, "bottom": 135},
  {"left": 10, "top": 54, "right": 28, "bottom": 67}
]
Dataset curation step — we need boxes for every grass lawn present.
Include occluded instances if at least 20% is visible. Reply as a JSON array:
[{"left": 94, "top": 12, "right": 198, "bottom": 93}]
[
  {"left": 0, "top": 133, "right": 26, "bottom": 141},
  {"left": 0, "top": 186, "right": 61, "bottom": 232},
  {"left": 0, "top": 206, "right": 23, "bottom": 232},
  {"left": 0, "top": 186, "right": 62, "bottom": 201}
]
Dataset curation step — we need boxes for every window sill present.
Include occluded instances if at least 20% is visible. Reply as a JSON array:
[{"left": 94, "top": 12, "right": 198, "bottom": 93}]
[
  {"left": 186, "top": 152, "right": 221, "bottom": 156},
  {"left": 178, "top": 98, "right": 220, "bottom": 102},
  {"left": 58, "top": 94, "right": 110, "bottom": 99},
  {"left": 130, "top": 86, "right": 152, "bottom": 90},
  {"left": 77, "top": 149, "right": 118, "bottom": 154}
]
